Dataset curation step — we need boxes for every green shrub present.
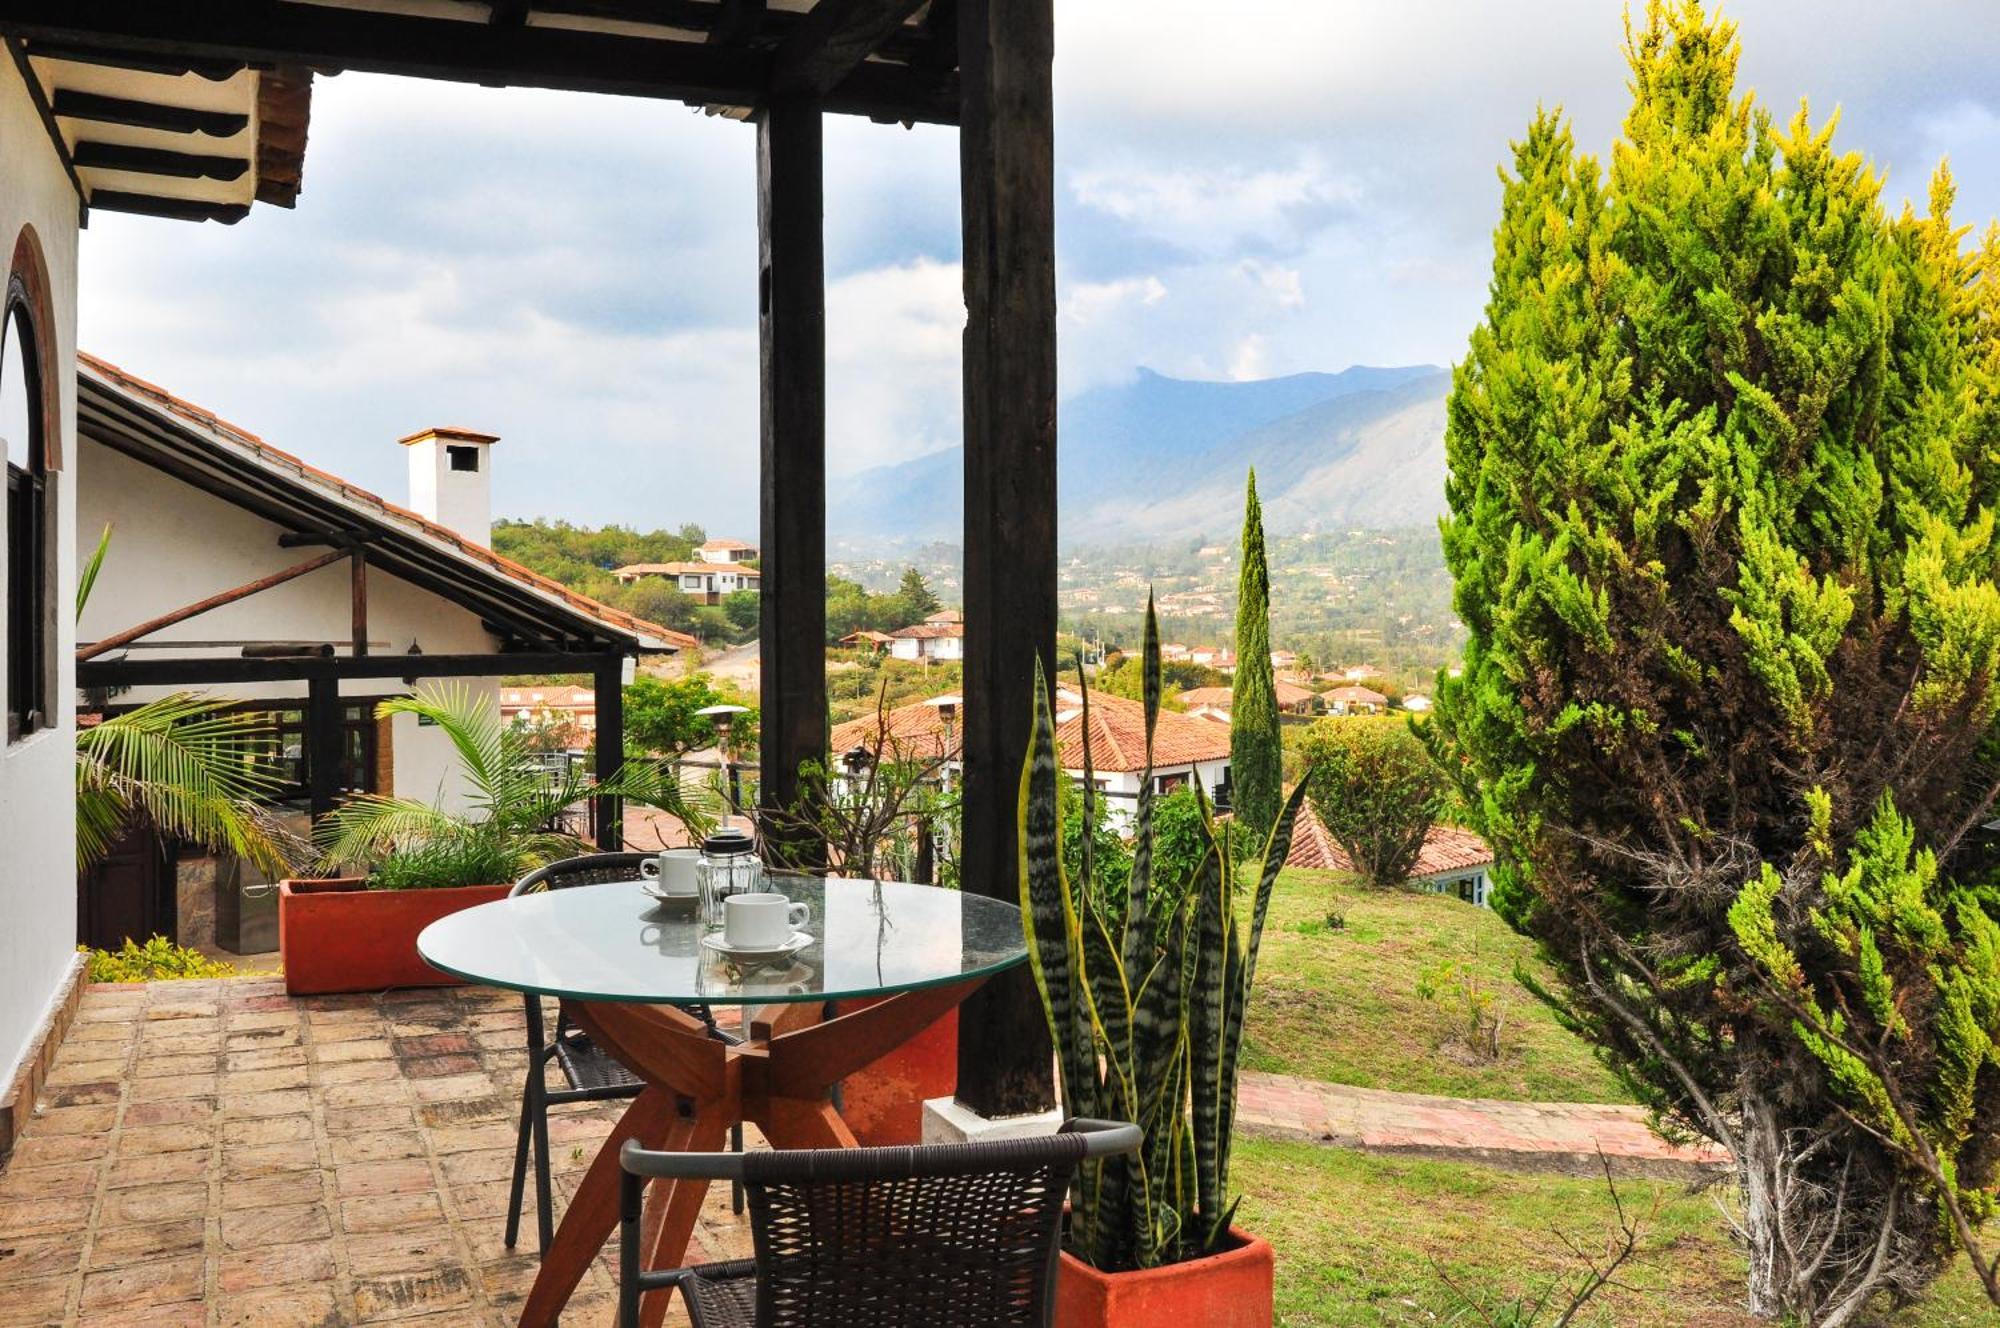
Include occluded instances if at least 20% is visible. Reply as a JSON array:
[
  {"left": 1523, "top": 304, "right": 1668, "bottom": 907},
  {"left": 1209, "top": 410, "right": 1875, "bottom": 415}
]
[
  {"left": 84, "top": 936, "right": 237, "bottom": 983},
  {"left": 1298, "top": 716, "right": 1446, "bottom": 887},
  {"left": 367, "top": 834, "right": 522, "bottom": 891}
]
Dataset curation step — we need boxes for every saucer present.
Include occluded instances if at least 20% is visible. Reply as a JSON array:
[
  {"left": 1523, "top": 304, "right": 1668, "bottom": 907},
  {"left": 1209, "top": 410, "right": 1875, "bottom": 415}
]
[
  {"left": 639, "top": 881, "right": 698, "bottom": 914},
  {"left": 700, "top": 930, "right": 813, "bottom": 965}
]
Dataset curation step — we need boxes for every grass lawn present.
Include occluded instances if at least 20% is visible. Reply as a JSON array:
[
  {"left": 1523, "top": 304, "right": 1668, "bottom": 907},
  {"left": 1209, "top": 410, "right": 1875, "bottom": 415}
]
[
  {"left": 1242, "top": 868, "right": 1631, "bottom": 1103},
  {"left": 1233, "top": 1138, "right": 1995, "bottom": 1326}
]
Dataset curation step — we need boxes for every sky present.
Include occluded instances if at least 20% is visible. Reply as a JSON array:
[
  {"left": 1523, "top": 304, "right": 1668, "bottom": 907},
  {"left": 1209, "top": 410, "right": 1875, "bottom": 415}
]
[{"left": 76, "top": 2, "right": 2000, "bottom": 536}]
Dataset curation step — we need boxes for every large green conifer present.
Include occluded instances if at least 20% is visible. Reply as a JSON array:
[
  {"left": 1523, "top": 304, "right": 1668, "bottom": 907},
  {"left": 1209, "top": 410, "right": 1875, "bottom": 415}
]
[
  {"left": 1231, "top": 470, "right": 1282, "bottom": 841},
  {"left": 1435, "top": 3, "right": 2000, "bottom": 1319}
]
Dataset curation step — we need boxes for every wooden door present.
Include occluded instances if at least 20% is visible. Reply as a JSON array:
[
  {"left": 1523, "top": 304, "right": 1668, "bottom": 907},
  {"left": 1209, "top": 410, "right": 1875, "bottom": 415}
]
[{"left": 78, "top": 821, "right": 176, "bottom": 950}]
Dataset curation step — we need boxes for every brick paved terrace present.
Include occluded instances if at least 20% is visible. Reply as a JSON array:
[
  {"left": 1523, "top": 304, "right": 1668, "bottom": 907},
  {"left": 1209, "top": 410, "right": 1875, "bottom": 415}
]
[{"left": 0, "top": 977, "right": 749, "bottom": 1327}]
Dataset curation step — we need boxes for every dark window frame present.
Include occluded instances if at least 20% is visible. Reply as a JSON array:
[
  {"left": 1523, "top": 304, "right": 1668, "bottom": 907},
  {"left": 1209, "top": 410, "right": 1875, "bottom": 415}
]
[{"left": 5, "top": 276, "right": 53, "bottom": 744}]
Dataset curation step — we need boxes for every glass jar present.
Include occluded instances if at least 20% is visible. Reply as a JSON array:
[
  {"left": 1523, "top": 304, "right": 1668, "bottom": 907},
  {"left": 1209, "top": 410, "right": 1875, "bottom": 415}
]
[{"left": 696, "top": 827, "right": 762, "bottom": 929}]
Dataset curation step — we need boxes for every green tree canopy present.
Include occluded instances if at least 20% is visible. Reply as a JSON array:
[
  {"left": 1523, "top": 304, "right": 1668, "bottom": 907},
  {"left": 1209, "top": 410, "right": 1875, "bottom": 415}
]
[
  {"left": 1434, "top": 3, "right": 2000, "bottom": 1317},
  {"left": 1231, "top": 470, "right": 1283, "bottom": 840},
  {"left": 1298, "top": 716, "right": 1444, "bottom": 889}
]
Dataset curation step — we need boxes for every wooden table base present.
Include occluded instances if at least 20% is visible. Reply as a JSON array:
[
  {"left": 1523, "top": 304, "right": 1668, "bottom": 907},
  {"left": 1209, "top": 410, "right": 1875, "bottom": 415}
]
[{"left": 515, "top": 976, "right": 988, "bottom": 1328}]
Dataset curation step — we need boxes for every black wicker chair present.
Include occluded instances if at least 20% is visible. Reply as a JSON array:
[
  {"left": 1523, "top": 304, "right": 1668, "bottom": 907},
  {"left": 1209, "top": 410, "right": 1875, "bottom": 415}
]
[
  {"left": 504, "top": 851, "right": 744, "bottom": 1254},
  {"left": 616, "top": 1118, "right": 1142, "bottom": 1328}
]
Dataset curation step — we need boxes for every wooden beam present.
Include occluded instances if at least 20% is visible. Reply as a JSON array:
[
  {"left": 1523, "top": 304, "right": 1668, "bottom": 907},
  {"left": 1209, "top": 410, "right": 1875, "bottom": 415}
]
[
  {"left": 72, "top": 140, "right": 249, "bottom": 181},
  {"left": 6, "top": 1, "right": 959, "bottom": 125},
  {"left": 78, "top": 548, "right": 347, "bottom": 661},
  {"left": 756, "top": 100, "right": 828, "bottom": 872},
  {"left": 769, "top": 0, "right": 927, "bottom": 99},
  {"left": 953, "top": 0, "right": 1057, "bottom": 1118},
  {"left": 77, "top": 650, "right": 615, "bottom": 690},
  {"left": 350, "top": 551, "right": 369, "bottom": 657},
  {"left": 706, "top": 0, "right": 767, "bottom": 48},
  {"left": 594, "top": 655, "right": 625, "bottom": 850},
  {"left": 50, "top": 89, "right": 248, "bottom": 137},
  {"left": 26, "top": 37, "right": 244, "bottom": 80},
  {"left": 86, "top": 190, "right": 247, "bottom": 224},
  {"left": 307, "top": 673, "right": 341, "bottom": 821}
]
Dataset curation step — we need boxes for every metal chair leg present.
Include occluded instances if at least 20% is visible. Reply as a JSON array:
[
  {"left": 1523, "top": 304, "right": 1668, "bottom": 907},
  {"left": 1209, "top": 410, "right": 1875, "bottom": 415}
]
[
  {"left": 532, "top": 1072, "right": 556, "bottom": 1256},
  {"left": 505, "top": 1064, "right": 536, "bottom": 1249},
  {"left": 731, "top": 1123, "right": 745, "bottom": 1214},
  {"left": 618, "top": 1170, "right": 644, "bottom": 1328}
]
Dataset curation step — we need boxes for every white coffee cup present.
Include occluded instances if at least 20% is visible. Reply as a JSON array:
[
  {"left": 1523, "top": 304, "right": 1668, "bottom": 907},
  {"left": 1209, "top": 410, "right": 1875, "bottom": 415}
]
[
  {"left": 723, "top": 892, "right": 810, "bottom": 950},
  {"left": 639, "top": 849, "right": 700, "bottom": 897}
]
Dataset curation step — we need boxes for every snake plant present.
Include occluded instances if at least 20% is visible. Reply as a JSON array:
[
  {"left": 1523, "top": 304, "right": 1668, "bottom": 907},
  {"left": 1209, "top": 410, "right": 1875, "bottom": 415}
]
[{"left": 1019, "top": 593, "right": 1309, "bottom": 1272}]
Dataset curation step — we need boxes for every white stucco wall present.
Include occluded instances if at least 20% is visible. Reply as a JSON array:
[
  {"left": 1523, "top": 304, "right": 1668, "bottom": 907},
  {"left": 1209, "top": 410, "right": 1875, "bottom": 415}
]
[
  {"left": 0, "top": 65, "right": 81, "bottom": 1092},
  {"left": 76, "top": 437, "right": 502, "bottom": 815}
]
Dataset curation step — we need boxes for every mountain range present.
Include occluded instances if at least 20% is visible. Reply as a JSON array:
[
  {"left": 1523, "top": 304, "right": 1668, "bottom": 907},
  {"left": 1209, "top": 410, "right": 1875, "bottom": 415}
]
[{"left": 829, "top": 363, "right": 1452, "bottom": 546}]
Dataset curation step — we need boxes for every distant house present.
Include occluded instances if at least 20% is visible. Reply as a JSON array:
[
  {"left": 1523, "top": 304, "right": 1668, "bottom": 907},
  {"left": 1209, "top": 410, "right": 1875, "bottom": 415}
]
[
  {"left": 839, "top": 630, "right": 895, "bottom": 654},
  {"left": 1270, "top": 648, "right": 1298, "bottom": 671},
  {"left": 1325, "top": 685, "right": 1388, "bottom": 715},
  {"left": 1161, "top": 643, "right": 1191, "bottom": 661},
  {"left": 1178, "top": 681, "right": 1323, "bottom": 722},
  {"left": 1288, "top": 812, "right": 1497, "bottom": 907},
  {"left": 500, "top": 683, "right": 598, "bottom": 748},
  {"left": 612, "top": 560, "right": 762, "bottom": 603},
  {"left": 696, "top": 537, "right": 758, "bottom": 564},
  {"left": 831, "top": 685, "right": 1231, "bottom": 829},
  {"left": 1402, "top": 693, "right": 1434, "bottom": 714},
  {"left": 924, "top": 609, "right": 962, "bottom": 626},
  {"left": 887, "top": 619, "right": 964, "bottom": 662}
]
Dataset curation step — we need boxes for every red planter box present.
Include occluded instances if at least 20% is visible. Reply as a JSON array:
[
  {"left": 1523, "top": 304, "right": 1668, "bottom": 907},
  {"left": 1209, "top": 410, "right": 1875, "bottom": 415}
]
[
  {"left": 1055, "top": 1227, "right": 1274, "bottom": 1328},
  {"left": 277, "top": 878, "right": 511, "bottom": 996},
  {"left": 834, "top": 997, "right": 958, "bottom": 1146}
]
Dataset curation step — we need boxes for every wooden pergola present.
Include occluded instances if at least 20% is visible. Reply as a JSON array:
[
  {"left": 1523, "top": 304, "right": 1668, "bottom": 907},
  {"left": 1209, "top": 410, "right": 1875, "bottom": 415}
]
[{"left": 4, "top": 0, "right": 1056, "bottom": 1117}]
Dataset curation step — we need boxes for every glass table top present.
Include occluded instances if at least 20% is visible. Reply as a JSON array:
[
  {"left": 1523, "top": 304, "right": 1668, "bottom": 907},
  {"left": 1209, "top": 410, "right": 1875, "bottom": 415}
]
[{"left": 416, "top": 875, "right": 1028, "bottom": 1005}]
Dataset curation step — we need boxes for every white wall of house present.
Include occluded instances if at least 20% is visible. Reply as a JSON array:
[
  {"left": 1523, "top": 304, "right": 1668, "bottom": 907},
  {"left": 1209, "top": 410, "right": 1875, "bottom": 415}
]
[
  {"left": 0, "top": 65, "right": 82, "bottom": 1091},
  {"left": 77, "top": 438, "right": 498, "bottom": 815},
  {"left": 1083, "top": 756, "right": 1229, "bottom": 831}
]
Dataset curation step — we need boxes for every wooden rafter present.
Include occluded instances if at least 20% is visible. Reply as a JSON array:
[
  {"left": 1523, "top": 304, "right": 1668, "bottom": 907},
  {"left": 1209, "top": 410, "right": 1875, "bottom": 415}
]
[
  {"left": 3, "top": 0, "right": 959, "bottom": 124},
  {"left": 51, "top": 89, "right": 248, "bottom": 137},
  {"left": 770, "top": 0, "right": 928, "bottom": 99},
  {"left": 78, "top": 548, "right": 347, "bottom": 661}
]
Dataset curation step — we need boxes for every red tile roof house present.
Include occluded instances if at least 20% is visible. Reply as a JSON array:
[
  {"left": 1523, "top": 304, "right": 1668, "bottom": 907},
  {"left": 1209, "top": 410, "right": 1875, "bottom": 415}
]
[
  {"left": 500, "top": 682, "right": 600, "bottom": 748},
  {"left": 1288, "top": 812, "right": 1498, "bottom": 907},
  {"left": 73, "top": 354, "right": 691, "bottom": 952},
  {"left": 1326, "top": 684, "right": 1390, "bottom": 715},
  {"left": 612, "top": 559, "right": 763, "bottom": 604},
  {"left": 1177, "top": 681, "right": 1324, "bottom": 721},
  {"left": 831, "top": 685, "right": 1232, "bottom": 830},
  {"left": 886, "top": 619, "right": 965, "bottom": 662}
]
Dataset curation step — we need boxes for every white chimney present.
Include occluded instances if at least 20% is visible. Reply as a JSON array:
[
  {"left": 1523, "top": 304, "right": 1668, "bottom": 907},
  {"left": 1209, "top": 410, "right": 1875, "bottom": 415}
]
[{"left": 400, "top": 425, "right": 498, "bottom": 542}]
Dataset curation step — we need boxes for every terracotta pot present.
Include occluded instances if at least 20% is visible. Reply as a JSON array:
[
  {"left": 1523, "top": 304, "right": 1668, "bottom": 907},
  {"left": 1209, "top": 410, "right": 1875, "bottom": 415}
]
[
  {"left": 277, "top": 878, "right": 511, "bottom": 996},
  {"left": 1054, "top": 1227, "right": 1274, "bottom": 1328},
  {"left": 833, "top": 997, "right": 958, "bottom": 1146}
]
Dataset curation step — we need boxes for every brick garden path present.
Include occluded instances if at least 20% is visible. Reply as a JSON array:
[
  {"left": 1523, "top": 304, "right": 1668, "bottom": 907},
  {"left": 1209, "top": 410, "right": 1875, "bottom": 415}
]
[
  {"left": 0, "top": 977, "right": 746, "bottom": 1327},
  {"left": 1236, "top": 1070, "right": 1728, "bottom": 1177}
]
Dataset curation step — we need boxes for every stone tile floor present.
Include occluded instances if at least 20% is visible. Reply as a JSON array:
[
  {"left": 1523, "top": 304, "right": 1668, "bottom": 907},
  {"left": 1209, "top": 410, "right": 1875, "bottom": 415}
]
[{"left": 0, "top": 977, "right": 750, "bottom": 1327}]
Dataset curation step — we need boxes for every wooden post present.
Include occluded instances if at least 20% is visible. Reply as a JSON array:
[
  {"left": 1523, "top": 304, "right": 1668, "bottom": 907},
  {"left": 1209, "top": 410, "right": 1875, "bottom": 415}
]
[
  {"left": 307, "top": 672, "right": 341, "bottom": 823},
  {"left": 756, "top": 98, "right": 828, "bottom": 871},
  {"left": 954, "top": 0, "right": 1057, "bottom": 1117},
  {"left": 349, "top": 550, "right": 368, "bottom": 656},
  {"left": 595, "top": 654, "right": 625, "bottom": 850}
]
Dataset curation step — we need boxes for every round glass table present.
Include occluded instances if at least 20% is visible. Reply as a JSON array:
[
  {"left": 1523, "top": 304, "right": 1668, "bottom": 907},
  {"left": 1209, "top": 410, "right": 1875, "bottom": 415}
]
[
  {"left": 418, "top": 873, "right": 1028, "bottom": 1005},
  {"left": 417, "top": 876, "right": 1028, "bottom": 1328}
]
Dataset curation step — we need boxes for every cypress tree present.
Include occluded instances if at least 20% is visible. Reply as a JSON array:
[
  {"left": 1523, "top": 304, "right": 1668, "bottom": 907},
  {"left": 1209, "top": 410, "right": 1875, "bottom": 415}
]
[
  {"left": 1231, "top": 469, "right": 1282, "bottom": 842},
  {"left": 1434, "top": 3, "right": 2000, "bottom": 1318}
]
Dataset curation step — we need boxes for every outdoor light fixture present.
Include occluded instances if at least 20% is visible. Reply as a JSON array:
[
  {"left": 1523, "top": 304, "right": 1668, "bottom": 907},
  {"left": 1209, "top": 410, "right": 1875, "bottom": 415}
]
[{"left": 842, "top": 744, "right": 874, "bottom": 776}]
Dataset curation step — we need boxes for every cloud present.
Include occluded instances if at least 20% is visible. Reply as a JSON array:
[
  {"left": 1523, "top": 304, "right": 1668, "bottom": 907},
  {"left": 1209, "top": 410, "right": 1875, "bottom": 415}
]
[
  {"left": 1068, "top": 158, "right": 1361, "bottom": 258},
  {"left": 72, "top": 3, "right": 2000, "bottom": 535}
]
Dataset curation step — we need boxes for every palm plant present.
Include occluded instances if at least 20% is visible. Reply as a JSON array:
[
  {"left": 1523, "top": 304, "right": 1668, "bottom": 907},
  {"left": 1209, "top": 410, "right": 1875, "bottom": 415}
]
[
  {"left": 1019, "top": 594, "right": 1309, "bottom": 1272},
  {"left": 75, "top": 525, "right": 298, "bottom": 877},
  {"left": 314, "top": 683, "right": 707, "bottom": 882}
]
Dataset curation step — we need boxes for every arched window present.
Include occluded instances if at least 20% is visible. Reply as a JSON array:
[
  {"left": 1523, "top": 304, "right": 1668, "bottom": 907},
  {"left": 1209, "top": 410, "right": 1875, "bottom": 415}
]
[{"left": 4, "top": 275, "right": 51, "bottom": 741}]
